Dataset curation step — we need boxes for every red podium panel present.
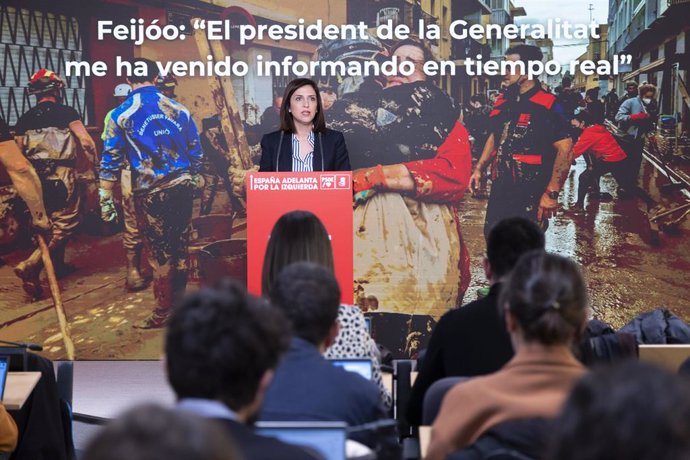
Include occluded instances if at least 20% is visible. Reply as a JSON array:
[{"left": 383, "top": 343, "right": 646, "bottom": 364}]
[{"left": 246, "top": 172, "right": 353, "bottom": 303}]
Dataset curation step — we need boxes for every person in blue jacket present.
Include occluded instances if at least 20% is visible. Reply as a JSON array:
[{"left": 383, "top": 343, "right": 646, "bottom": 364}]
[{"left": 99, "top": 58, "right": 203, "bottom": 329}]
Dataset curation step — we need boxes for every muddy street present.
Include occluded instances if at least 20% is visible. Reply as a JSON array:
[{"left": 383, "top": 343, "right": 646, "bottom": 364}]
[{"left": 460, "top": 155, "right": 690, "bottom": 328}]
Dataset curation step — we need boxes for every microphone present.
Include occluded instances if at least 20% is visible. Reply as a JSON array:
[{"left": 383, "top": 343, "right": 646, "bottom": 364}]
[
  {"left": 319, "top": 132, "right": 324, "bottom": 171},
  {"left": 0, "top": 339, "right": 44, "bottom": 352},
  {"left": 276, "top": 131, "right": 284, "bottom": 172}
]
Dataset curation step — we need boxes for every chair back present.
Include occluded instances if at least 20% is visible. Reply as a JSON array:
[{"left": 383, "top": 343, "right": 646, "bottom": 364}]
[{"left": 422, "top": 377, "right": 471, "bottom": 425}]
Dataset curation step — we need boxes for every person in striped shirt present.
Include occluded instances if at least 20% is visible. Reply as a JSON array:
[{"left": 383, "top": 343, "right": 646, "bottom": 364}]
[{"left": 259, "top": 78, "right": 351, "bottom": 172}]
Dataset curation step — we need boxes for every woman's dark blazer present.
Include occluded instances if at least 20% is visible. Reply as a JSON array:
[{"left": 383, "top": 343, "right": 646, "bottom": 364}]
[{"left": 259, "top": 128, "right": 351, "bottom": 172}]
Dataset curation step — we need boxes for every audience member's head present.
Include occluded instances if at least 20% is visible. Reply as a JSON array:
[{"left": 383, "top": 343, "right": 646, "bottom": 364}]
[
  {"left": 270, "top": 261, "right": 341, "bottom": 349},
  {"left": 262, "top": 210, "right": 334, "bottom": 294},
  {"left": 547, "top": 361, "right": 690, "bottom": 460},
  {"left": 485, "top": 217, "right": 545, "bottom": 281},
  {"left": 165, "top": 280, "right": 290, "bottom": 421},
  {"left": 499, "top": 251, "right": 588, "bottom": 346},
  {"left": 82, "top": 404, "right": 239, "bottom": 460}
]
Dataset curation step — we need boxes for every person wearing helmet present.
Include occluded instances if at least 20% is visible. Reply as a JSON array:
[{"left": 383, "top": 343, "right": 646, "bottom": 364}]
[
  {"left": 329, "top": 37, "right": 472, "bottom": 320},
  {"left": 315, "top": 34, "right": 387, "bottom": 97},
  {"left": 101, "top": 83, "right": 150, "bottom": 292},
  {"left": 155, "top": 74, "right": 178, "bottom": 99},
  {"left": 13, "top": 68, "right": 97, "bottom": 299},
  {"left": 100, "top": 58, "right": 203, "bottom": 329},
  {"left": 101, "top": 83, "right": 132, "bottom": 141}
]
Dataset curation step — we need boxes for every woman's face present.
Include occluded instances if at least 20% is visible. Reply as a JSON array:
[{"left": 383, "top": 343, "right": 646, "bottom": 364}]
[
  {"left": 321, "top": 89, "right": 337, "bottom": 111},
  {"left": 289, "top": 85, "right": 318, "bottom": 127},
  {"left": 640, "top": 90, "right": 656, "bottom": 102},
  {"left": 571, "top": 118, "right": 585, "bottom": 130},
  {"left": 386, "top": 45, "right": 427, "bottom": 87}
]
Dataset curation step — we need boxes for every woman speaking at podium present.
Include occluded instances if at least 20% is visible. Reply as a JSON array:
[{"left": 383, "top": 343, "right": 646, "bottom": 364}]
[{"left": 259, "top": 78, "right": 351, "bottom": 172}]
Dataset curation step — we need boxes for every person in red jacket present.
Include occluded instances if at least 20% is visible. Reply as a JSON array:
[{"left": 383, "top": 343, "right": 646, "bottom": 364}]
[{"left": 571, "top": 109, "right": 628, "bottom": 209}]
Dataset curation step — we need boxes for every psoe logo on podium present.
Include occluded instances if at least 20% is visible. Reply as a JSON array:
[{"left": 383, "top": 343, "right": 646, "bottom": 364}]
[
  {"left": 320, "top": 175, "right": 336, "bottom": 190},
  {"left": 335, "top": 174, "right": 351, "bottom": 189}
]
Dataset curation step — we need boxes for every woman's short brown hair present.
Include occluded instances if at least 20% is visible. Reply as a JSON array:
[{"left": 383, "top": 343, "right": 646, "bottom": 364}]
[
  {"left": 261, "top": 210, "right": 334, "bottom": 295},
  {"left": 639, "top": 83, "right": 657, "bottom": 98},
  {"left": 279, "top": 78, "right": 326, "bottom": 133}
]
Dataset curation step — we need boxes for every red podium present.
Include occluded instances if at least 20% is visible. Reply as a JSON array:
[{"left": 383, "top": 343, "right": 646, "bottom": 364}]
[{"left": 246, "top": 172, "right": 353, "bottom": 303}]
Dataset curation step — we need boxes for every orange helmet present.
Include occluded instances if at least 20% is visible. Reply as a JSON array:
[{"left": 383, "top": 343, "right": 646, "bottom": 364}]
[{"left": 28, "top": 69, "right": 65, "bottom": 95}]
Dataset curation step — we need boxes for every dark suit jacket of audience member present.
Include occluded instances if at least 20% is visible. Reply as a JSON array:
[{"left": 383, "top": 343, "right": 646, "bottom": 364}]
[
  {"left": 259, "top": 128, "right": 351, "bottom": 172},
  {"left": 260, "top": 337, "right": 385, "bottom": 427},
  {"left": 9, "top": 352, "right": 70, "bottom": 460},
  {"left": 213, "top": 418, "right": 322, "bottom": 460},
  {"left": 406, "top": 283, "right": 514, "bottom": 426}
]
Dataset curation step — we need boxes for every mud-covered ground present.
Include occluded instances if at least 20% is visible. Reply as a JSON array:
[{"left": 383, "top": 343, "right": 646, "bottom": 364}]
[
  {"left": 0, "top": 156, "right": 689, "bottom": 360},
  {"left": 461, "top": 155, "right": 690, "bottom": 328}
]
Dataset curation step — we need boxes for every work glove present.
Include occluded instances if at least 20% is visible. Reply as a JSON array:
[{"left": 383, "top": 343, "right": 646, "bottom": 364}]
[
  {"left": 629, "top": 112, "right": 649, "bottom": 121},
  {"left": 229, "top": 166, "right": 258, "bottom": 197},
  {"left": 191, "top": 173, "right": 206, "bottom": 190},
  {"left": 99, "top": 188, "right": 118, "bottom": 223}
]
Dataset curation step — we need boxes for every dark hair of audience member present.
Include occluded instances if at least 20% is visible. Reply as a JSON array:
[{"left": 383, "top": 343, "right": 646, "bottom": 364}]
[
  {"left": 269, "top": 261, "right": 340, "bottom": 346},
  {"left": 165, "top": 280, "right": 290, "bottom": 412},
  {"left": 82, "top": 404, "right": 239, "bottom": 460},
  {"left": 486, "top": 217, "right": 545, "bottom": 278},
  {"left": 261, "top": 210, "right": 334, "bottom": 294},
  {"left": 127, "top": 58, "right": 159, "bottom": 84},
  {"left": 499, "top": 251, "right": 588, "bottom": 345},
  {"left": 547, "top": 361, "right": 690, "bottom": 460}
]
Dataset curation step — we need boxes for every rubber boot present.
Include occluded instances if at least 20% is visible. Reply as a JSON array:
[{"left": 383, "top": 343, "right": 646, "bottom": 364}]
[
  {"left": 125, "top": 250, "right": 147, "bottom": 292},
  {"left": 138, "top": 246, "right": 153, "bottom": 282},
  {"left": 170, "top": 268, "right": 188, "bottom": 305},
  {"left": 133, "top": 271, "right": 173, "bottom": 330}
]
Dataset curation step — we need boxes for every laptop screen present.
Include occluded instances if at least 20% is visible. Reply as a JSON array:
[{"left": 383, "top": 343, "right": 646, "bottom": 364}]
[
  {"left": 0, "top": 357, "right": 9, "bottom": 401},
  {"left": 329, "top": 359, "right": 373, "bottom": 381},
  {"left": 256, "top": 421, "right": 347, "bottom": 460}
]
